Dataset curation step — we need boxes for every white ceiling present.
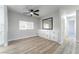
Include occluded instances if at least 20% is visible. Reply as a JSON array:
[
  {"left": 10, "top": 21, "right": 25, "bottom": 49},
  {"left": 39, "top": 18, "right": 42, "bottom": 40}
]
[
  {"left": 8, "top": 5, "right": 60, "bottom": 18},
  {"left": 8, "top": 5, "right": 79, "bottom": 18}
]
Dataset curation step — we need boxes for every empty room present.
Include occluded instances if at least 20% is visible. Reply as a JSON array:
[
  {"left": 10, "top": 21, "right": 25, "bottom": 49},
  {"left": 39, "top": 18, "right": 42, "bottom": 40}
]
[{"left": 0, "top": 5, "right": 79, "bottom": 54}]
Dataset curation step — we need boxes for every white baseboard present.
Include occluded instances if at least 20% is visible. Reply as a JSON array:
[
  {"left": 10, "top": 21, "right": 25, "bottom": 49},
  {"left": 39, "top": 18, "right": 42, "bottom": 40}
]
[
  {"left": 8, "top": 35, "right": 38, "bottom": 42},
  {"left": 8, "top": 35, "right": 61, "bottom": 45},
  {"left": 38, "top": 36, "right": 60, "bottom": 44}
]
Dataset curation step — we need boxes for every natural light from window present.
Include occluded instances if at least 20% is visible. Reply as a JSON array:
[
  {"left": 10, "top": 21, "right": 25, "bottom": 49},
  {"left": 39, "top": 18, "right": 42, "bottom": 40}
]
[
  {"left": 44, "top": 23, "right": 49, "bottom": 28},
  {"left": 19, "top": 21, "right": 34, "bottom": 30}
]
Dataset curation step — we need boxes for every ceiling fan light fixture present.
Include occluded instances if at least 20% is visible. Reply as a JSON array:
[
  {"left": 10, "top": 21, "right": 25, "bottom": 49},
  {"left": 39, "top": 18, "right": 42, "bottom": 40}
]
[
  {"left": 24, "top": 8, "right": 39, "bottom": 16},
  {"left": 30, "top": 12, "right": 33, "bottom": 15}
]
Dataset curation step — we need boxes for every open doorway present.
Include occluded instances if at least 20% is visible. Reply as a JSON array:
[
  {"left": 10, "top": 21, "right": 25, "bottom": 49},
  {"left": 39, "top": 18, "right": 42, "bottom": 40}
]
[
  {"left": 60, "top": 12, "right": 76, "bottom": 53},
  {"left": 65, "top": 14, "right": 76, "bottom": 39}
]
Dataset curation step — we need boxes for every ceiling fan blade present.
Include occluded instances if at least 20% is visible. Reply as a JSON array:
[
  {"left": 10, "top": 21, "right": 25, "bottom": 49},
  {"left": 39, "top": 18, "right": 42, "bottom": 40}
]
[
  {"left": 30, "top": 9, "right": 33, "bottom": 12},
  {"left": 34, "top": 10, "right": 39, "bottom": 12},
  {"left": 33, "top": 13, "right": 39, "bottom": 16}
]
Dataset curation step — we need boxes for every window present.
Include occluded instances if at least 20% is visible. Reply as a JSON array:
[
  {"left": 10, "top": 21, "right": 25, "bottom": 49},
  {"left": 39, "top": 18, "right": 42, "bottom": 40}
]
[
  {"left": 19, "top": 21, "right": 34, "bottom": 30},
  {"left": 44, "top": 23, "right": 50, "bottom": 28}
]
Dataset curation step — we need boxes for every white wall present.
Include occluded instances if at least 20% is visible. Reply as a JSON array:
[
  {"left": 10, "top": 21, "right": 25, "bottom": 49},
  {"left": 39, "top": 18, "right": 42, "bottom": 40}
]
[
  {"left": 76, "top": 10, "right": 79, "bottom": 42},
  {"left": 38, "top": 10, "right": 61, "bottom": 43},
  {"left": 4, "top": 6, "right": 8, "bottom": 46},
  {"left": 38, "top": 6, "right": 78, "bottom": 44},
  {"left": 8, "top": 6, "right": 79, "bottom": 44},
  {"left": 0, "top": 5, "right": 8, "bottom": 46},
  {"left": 8, "top": 10, "right": 40, "bottom": 41},
  {"left": 59, "top": 6, "right": 77, "bottom": 44},
  {"left": 0, "top": 5, "right": 4, "bottom": 45}
]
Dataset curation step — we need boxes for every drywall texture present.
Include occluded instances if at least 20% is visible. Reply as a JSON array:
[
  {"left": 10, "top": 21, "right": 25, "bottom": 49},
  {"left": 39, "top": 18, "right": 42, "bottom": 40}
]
[{"left": 8, "top": 10, "right": 40, "bottom": 41}]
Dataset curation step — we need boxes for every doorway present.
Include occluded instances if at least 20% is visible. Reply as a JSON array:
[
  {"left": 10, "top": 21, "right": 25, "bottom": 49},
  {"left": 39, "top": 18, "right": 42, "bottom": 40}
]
[{"left": 65, "top": 15, "right": 76, "bottom": 39}]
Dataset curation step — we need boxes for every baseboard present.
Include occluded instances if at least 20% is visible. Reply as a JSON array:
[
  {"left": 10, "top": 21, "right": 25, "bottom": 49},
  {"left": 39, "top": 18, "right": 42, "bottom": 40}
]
[
  {"left": 38, "top": 36, "right": 60, "bottom": 44},
  {"left": 8, "top": 35, "right": 61, "bottom": 45},
  {"left": 8, "top": 35, "right": 38, "bottom": 42}
]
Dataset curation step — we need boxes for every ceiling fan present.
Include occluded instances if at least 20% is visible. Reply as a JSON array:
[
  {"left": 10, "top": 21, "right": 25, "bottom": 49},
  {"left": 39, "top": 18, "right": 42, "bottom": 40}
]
[{"left": 24, "top": 9, "right": 39, "bottom": 16}]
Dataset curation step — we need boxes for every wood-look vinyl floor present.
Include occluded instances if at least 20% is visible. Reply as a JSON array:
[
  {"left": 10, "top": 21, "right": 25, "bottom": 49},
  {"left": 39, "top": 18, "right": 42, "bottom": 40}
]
[{"left": 0, "top": 36, "right": 60, "bottom": 54}]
